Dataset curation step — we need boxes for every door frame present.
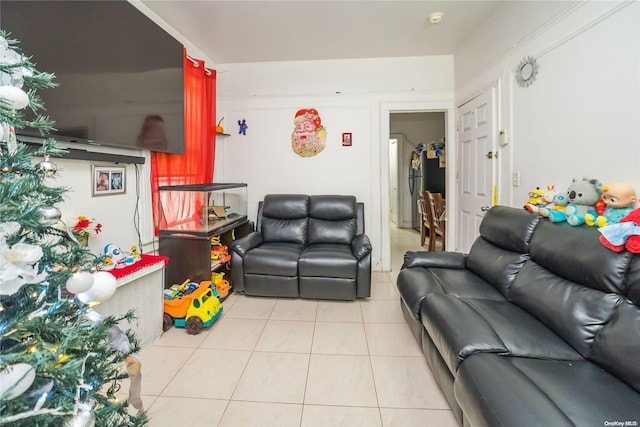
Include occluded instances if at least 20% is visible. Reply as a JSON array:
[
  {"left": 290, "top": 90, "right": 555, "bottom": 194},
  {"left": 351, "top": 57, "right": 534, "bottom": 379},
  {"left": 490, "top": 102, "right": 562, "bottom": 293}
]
[{"left": 379, "top": 101, "right": 456, "bottom": 272}]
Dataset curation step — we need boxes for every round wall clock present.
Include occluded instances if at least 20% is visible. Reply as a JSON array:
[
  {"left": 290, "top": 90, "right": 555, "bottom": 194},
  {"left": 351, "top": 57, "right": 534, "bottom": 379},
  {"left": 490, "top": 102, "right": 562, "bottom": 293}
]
[{"left": 515, "top": 56, "right": 539, "bottom": 88}]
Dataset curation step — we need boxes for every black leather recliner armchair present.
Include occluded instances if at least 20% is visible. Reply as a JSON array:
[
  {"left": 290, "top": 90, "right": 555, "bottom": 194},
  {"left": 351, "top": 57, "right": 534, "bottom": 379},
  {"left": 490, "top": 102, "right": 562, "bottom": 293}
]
[{"left": 231, "top": 194, "right": 372, "bottom": 300}]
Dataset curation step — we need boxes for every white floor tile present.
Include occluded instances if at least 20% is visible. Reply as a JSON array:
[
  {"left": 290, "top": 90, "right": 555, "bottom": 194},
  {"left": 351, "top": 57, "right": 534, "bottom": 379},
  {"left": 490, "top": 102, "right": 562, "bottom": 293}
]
[
  {"left": 370, "top": 356, "right": 450, "bottom": 409},
  {"left": 301, "top": 405, "right": 382, "bottom": 427},
  {"left": 200, "top": 317, "right": 267, "bottom": 351},
  {"left": 305, "top": 354, "right": 378, "bottom": 407},
  {"left": 146, "top": 396, "right": 227, "bottom": 427},
  {"left": 379, "top": 408, "right": 458, "bottom": 427},
  {"left": 224, "top": 295, "right": 277, "bottom": 319},
  {"left": 162, "top": 348, "right": 251, "bottom": 399},
  {"left": 219, "top": 401, "right": 302, "bottom": 427},
  {"left": 255, "top": 320, "right": 315, "bottom": 353},
  {"left": 311, "top": 321, "right": 369, "bottom": 355},
  {"left": 316, "top": 300, "right": 363, "bottom": 323},
  {"left": 365, "top": 323, "right": 423, "bottom": 356},
  {"left": 232, "top": 352, "right": 310, "bottom": 403},
  {"left": 270, "top": 298, "right": 318, "bottom": 321},
  {"left": 360, "top": 299, "right": 406, "bottom": 324}
]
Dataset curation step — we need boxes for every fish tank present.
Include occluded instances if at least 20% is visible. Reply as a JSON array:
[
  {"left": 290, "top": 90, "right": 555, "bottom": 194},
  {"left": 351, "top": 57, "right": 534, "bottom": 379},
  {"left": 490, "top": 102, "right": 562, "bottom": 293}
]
[{"left": 158, "top": 183, "right": 248, "bottom": 236}]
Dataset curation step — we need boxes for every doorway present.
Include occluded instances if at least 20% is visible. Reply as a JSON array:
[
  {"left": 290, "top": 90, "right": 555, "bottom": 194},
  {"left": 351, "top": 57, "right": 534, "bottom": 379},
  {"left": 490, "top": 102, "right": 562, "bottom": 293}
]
[{"left": 389, "top": 112, "right": 446, "bottom": 233}]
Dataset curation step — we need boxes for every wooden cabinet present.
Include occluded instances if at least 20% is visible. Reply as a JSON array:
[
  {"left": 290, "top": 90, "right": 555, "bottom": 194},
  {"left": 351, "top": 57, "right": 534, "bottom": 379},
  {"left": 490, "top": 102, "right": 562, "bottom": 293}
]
[
  {"left": 159, "top": 219, "right": 250, "bottom": 288},
  {"left": 157, "top": 182, "right": 249, "bottom": 290}
]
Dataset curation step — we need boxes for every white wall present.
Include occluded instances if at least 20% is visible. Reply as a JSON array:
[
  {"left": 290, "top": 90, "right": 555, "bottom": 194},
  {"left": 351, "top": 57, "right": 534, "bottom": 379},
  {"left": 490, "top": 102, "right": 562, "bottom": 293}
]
[
  {"left": 455, "top": 0, "right": 640, "bottom": 207},
  {"left": 39, "top": 144, "right": 156, "bottom": 257},
  {"left": 215, "top": 56, "right": 455, "bottom": 271}
]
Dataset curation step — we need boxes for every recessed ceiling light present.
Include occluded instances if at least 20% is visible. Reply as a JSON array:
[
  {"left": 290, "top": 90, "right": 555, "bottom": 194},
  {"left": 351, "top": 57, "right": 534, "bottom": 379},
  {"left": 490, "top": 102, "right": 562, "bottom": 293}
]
[{"left": 428, "top": 12, "right": 444, "bottom": 24}]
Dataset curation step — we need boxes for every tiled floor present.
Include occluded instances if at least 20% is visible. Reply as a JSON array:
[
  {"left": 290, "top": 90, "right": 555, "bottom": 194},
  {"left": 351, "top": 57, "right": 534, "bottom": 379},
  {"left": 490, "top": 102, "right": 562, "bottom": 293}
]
[{"left": 131, "top": 225, "right": 455, "bottom": 426}]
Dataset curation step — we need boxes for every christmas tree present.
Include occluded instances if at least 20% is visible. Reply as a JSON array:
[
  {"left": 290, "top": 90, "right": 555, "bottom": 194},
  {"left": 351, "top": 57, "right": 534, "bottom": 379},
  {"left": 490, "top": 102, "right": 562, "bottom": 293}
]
[{"left": 0, "top": 32, "right": 147, "bottom": 426}]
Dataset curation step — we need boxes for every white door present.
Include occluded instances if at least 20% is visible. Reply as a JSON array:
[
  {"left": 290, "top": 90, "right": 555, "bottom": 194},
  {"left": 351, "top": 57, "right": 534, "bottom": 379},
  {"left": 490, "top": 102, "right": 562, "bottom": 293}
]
[
  {"left": 389, "top": 138, "right": 399, "bottom": 225},
  {"left": 457, "top": 88, "right": 496, "bottom": 253}
]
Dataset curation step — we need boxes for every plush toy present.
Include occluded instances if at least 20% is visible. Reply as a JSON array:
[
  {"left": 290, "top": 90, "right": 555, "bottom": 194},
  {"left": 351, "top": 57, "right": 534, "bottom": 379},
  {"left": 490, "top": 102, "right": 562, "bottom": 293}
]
[
  {"left": 525, "top": 185, "right": 559, "bottom": 213},
  {"left": 539, "top": 192, "right": 569, "bottom": 219},
  {"left": 598, "top": 207, "right": 640, "bottom": 253},
  {"left": 524, "top": 187, "right": 544, "bottom": 212},
  {"left": 104, "top": 243, "right": 136, "bottom": 268},
  {"left": 562, "top": 177, "right": 602, "bottom": 226},
  {"left": 585, "top": 182, "right": 637, "bottom": 227}
]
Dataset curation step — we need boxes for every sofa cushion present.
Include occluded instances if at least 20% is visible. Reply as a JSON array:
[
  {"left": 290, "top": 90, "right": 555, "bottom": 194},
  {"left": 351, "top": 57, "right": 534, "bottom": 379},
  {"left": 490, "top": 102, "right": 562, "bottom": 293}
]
[
  {"left": 261, "top": 194, "right": 309, "bottom": 244},
  {"left": 509, "top": 261, "right": 623, "bottom": 358},
  {"left": 299, "top": 243, "right": 357, "bottom": 279},
  {"left": 243, "top": 243, "right": 302, "bottom": 276},
  {"left": 420, "top": 295, "right": 581, "bottom": 374},
  {"left": 397, "top": 267, "right": 504, "bottom": 322},
  {"left": 591, "top": 300, "right": 640, "bottom": 393},
  {"left": 529, "top": 220, "right": 633, "bottom": 294},
  {"left": 477, "top": 206, "right": 541, "bottom": 253},
  {"left": 465, "top": 238, "right": 531, "bottom": 296},
  {"left": 463, "top": 206, "right": 540, "bottom": 296},
  {"left": 454, "top": 353, "right": 640, "bottom": 427},
  {"left": 308, "top": 195, "right": 357, "bottom": 245}
]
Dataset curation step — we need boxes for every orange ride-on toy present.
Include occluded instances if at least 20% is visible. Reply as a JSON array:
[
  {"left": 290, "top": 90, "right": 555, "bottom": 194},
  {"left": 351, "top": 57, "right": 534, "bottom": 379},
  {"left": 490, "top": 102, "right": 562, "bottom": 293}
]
[{"left": 163, "top": 280, "right": 223, "bottom": 334}]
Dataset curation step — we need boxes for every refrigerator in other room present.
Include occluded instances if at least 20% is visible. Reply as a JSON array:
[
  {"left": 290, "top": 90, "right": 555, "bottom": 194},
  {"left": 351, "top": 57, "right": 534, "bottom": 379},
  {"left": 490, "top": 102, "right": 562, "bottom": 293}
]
[{"left": 409, "top": 150, "right": 446, "bottom": 230}]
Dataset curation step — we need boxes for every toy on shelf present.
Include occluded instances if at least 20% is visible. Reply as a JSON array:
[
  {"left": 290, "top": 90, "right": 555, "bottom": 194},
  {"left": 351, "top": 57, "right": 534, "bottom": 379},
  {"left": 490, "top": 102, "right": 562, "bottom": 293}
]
[
  {"left": 130, "top": 245, "right": 142, "bottom": 261},
  {"left": 598, "top": 208, "right": 640, "bottom": 253},
  {"left": 163, "top": 279, "right": 223, "bottom": 334},
  {"left": 210, "top": 236, "right": 231, "bottom": 270},
  {"left": 103, "top": 243, "right": 138, "bottom": 269},
  {"left": 585, "top": 182, "right": 637, "bottom": 228},
  {"left": 211, "top": 271, "right": 231, "bottom": 298}
]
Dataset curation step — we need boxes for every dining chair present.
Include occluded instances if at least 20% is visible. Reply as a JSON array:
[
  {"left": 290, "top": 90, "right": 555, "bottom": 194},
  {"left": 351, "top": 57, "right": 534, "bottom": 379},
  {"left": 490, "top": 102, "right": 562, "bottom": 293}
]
[
  {"left": 425, "top": 191, "right": 446, "bottom": 251},
  {"left": 417, "top": 191, "right": 430, "bottom": 246}
]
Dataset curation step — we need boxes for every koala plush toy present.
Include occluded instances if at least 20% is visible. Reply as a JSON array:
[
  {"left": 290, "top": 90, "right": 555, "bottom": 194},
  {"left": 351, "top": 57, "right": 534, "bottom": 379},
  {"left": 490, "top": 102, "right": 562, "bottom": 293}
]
[{"left": 563, "top": 177, "right": 603, "bottom": 226}]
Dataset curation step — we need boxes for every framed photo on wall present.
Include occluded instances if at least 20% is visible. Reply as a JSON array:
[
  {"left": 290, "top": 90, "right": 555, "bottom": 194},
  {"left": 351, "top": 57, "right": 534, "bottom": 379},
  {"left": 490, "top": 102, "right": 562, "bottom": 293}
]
[{"left": 92, "top": 165, "right": 126, "bottom": 196}]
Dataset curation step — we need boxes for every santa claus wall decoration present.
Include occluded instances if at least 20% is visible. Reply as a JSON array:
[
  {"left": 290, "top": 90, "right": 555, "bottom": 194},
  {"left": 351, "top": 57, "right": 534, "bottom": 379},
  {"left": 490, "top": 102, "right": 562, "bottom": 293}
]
[{"left": 291, "top": 108, "right": 326, "bottom": 157}]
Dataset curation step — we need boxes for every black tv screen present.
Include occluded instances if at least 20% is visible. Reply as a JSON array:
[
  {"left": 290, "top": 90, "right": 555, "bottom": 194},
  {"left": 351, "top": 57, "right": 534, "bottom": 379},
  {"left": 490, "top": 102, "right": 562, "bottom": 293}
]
[{"left": 1, "top": 0, "right": 185, "bottom": 154}]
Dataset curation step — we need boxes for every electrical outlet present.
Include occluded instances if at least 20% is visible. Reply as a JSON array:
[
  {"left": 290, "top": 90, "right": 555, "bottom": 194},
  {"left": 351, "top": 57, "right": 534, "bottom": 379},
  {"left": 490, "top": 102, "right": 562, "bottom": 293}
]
[{"left": 512, "top": 171, "right": 521, "bottom": 186}]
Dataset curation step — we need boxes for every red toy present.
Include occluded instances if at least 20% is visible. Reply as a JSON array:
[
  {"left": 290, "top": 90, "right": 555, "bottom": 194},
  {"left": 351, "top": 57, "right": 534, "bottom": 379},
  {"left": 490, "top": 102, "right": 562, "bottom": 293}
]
[{"left": 598, "top": 207, "right": 640, "bottom": 253}]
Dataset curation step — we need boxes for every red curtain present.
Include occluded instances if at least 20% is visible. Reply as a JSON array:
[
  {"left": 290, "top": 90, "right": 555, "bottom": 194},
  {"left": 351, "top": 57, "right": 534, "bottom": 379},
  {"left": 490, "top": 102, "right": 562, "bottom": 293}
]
[{"left": 151, "top": 49, "right": 216, "bottom": 234}]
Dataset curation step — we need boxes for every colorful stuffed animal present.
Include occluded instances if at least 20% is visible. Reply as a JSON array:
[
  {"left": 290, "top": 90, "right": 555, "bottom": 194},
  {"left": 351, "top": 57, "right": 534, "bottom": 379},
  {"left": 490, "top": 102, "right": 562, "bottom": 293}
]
[
  {"left": 585, "top": 182, "right": 637, "bottom": 227},
  {"left": 563, "top": 178, "right": 602, "bottom": 226},
  {"left": 524, "top": 187, "right": 544, "bottom": 212},
  {"left": 525, "top": 185, "right": 558, "bottom": 213},
  {"left": 539, "top": 192, "right": 569, "bottom": 219},
  {"left": 598, "top": 207, "right": 640, "bottom": 253}
]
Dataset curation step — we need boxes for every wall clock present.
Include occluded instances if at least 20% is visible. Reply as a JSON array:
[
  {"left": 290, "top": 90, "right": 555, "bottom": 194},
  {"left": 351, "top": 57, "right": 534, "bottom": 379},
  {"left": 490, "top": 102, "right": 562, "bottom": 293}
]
[{"left": 515, "top": 56, "right": 539, "bottom": 88}]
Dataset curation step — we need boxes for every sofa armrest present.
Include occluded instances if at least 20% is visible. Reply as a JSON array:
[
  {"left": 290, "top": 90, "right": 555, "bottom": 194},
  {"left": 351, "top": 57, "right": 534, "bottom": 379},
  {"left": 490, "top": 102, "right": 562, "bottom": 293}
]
[
  {"left": 352, "top": 234, "right": 372, "bottom": 260},
  {"left": 403, "top": 251, "right": 467, "bottom": 269},
  {"left": 231, "top": 232, "right": 263, "bottom": 257}
]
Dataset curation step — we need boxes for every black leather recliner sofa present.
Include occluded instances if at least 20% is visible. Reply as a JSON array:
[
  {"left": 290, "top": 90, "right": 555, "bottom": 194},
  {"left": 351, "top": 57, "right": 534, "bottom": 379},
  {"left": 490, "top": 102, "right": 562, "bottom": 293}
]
[
  {"left": 231, "top": 194, "right": 372, "bottom": 300},
  {"left": 397, "top": 206, "right": 640, "bottom": 426}
]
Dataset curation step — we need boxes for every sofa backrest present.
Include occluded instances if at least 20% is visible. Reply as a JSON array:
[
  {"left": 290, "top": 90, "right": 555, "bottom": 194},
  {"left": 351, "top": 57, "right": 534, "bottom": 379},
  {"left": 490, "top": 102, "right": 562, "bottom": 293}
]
[
  {"left": 508, "top": 219, "right": 640, "bottom": 392},
  {"left": 259, "top": 194, "right": 309, "bottom": 244},
  {"left": 308, "top": 195, "right": 358, "bottom": 245},
  {"left": 465, "top": 206, "right": 541, "bottom": 296}
]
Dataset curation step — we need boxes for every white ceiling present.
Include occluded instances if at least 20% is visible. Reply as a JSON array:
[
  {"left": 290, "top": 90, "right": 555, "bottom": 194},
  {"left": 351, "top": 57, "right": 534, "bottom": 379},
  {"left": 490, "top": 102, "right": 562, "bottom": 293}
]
[{"left": 140, "top": 1, "right": 503, "bottom": 64}]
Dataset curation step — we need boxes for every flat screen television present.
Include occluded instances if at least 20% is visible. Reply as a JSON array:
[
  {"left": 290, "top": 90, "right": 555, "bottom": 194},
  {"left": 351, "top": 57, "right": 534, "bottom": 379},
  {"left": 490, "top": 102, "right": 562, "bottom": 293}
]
[{"left": 1, "top": 0, "right": 185, "bottom": 154}]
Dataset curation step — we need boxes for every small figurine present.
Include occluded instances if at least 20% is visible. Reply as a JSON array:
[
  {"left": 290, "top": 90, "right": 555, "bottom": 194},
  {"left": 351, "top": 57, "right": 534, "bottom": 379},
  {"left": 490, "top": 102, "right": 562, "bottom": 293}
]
[
  {"left": 130, "top": 245, "right": 142, "bottom": 261},
  {"left": 238, "top": 119, "right": 248, "bottom": 135}
]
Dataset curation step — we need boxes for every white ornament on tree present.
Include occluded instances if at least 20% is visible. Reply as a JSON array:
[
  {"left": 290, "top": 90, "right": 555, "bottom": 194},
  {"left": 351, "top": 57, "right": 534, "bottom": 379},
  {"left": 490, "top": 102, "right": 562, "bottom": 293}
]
[
  {"left": 66, "top": 271, "right": 94, "bottom": 294},
  {"left": 0, "top": 363, "right": 36, "bottom": 400},
  {"left": 0, "top": 85, "right": 30, "bottom": 110},
  {"left": 76, "top": 271, "right": 117, "bottom": 305}
]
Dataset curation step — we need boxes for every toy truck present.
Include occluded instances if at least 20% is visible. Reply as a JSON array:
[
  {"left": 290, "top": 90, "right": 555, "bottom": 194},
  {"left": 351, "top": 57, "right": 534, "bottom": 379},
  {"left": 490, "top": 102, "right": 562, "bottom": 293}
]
[{"left": 163, "top": 280, "right": 222, "bottom": 334}]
